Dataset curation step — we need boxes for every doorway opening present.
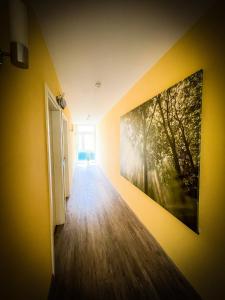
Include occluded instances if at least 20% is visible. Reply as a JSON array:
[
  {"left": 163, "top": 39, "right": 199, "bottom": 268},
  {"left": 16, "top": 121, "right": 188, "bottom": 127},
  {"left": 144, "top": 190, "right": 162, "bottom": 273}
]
[
  {"left": 77, "top": 125, "right": 96, "bottom": 163},
  {"left": 45, "top": 85, "right": 68, "bottom": 274}
]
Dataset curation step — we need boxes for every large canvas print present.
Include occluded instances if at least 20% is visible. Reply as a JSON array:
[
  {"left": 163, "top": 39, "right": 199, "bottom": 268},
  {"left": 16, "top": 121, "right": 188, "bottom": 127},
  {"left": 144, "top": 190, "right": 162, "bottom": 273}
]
[{"left": 120, "top": 70, "right": 203, "bottom": 233}]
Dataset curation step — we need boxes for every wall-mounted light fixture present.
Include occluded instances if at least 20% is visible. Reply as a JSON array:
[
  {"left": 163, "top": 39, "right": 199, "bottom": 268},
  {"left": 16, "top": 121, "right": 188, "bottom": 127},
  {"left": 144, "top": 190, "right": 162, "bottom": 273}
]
[
  {"left": 0, "top": 0, "right": 29, "bottom": 69},
  {"left": 56, "top": 94, "right": 67, "bottom": 110}
]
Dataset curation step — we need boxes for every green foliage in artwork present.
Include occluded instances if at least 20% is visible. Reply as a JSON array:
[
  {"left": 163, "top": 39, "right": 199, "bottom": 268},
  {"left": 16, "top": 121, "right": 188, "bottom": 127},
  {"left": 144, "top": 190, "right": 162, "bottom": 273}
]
[{"left": 120, "top": 70, "right": 203, "bottom": 233}]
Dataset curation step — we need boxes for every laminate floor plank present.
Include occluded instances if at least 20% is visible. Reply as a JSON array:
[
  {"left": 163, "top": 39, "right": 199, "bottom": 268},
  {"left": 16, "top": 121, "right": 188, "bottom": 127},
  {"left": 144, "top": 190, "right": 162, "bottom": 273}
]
[{"left": 49, "top": 164, "right": 201, "bottom": 300}]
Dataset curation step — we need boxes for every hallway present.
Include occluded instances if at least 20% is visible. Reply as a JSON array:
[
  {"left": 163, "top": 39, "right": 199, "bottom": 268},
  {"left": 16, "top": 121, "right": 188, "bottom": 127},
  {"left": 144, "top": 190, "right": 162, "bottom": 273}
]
[{"left": 50, "top": 164, "right": 200, "bottom": 300}]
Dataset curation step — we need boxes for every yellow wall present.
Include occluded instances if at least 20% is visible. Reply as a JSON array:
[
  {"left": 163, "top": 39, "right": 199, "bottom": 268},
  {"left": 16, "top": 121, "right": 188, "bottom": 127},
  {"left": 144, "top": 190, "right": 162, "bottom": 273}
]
[
  {"left": 0, "top": 3, "right": 72, "bottom": 299},
  {"left": 97, "top": 2, "right": 225, "bottom": 299}
]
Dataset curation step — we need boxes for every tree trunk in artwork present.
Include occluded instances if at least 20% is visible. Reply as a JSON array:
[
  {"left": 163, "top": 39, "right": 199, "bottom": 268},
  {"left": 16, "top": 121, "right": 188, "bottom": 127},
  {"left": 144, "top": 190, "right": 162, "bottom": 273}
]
[
  {"left": 173, "top": 104, "right": 196, "bottom": 173},
  {"left": 156, "top": 97, "right": 182, "bottom": 179},
  {"left": 142, "top": 111, "right": 148, "bottom": 194},
  {"left": 179, "top": 122, "right": 195, "bottom": 171}
]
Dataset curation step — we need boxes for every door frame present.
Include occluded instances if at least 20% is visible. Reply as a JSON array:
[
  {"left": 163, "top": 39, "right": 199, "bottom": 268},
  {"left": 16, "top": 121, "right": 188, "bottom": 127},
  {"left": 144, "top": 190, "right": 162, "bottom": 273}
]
[{"left": 45, "top": 84, "right": 65, "bottom": 274}]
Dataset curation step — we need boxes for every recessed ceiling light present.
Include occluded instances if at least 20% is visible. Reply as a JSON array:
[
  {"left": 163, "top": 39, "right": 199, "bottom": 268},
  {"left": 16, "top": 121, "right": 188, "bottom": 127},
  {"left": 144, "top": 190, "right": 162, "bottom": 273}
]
[{"left": 95, "top": 81, "right": 101, "bottom": 88}]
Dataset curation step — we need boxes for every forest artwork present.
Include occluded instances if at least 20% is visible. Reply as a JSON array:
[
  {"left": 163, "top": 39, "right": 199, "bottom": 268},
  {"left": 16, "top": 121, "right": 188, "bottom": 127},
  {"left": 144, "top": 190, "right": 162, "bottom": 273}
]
[{"left": 120, "top": 70, "right": 203, "bottom": 233}]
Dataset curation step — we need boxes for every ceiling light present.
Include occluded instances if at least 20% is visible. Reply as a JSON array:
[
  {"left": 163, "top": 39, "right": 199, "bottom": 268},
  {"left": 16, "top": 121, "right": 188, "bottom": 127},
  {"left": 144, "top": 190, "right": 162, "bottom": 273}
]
[{"left": 95, "top": 81, "right": 101, "bottom": 88}]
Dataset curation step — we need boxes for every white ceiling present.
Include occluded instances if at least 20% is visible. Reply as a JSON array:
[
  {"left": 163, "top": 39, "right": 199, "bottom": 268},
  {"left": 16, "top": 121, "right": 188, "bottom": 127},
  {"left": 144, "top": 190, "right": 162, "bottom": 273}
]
[{"left": 30, "top": 0, "right": 213, "bottom": 123}]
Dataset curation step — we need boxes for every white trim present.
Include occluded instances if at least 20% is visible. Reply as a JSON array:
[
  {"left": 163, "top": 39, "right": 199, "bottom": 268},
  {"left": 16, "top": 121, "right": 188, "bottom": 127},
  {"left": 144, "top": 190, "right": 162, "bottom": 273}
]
[{"left": 45, "top": 84, "right": 56, "bottom": 275}]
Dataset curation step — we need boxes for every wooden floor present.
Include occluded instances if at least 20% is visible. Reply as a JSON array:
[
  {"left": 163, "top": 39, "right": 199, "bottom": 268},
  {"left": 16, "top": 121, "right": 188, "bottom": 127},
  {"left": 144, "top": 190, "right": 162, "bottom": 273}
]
[{"left": 49, "top": 164, "right": 201, "bottom": 300}]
